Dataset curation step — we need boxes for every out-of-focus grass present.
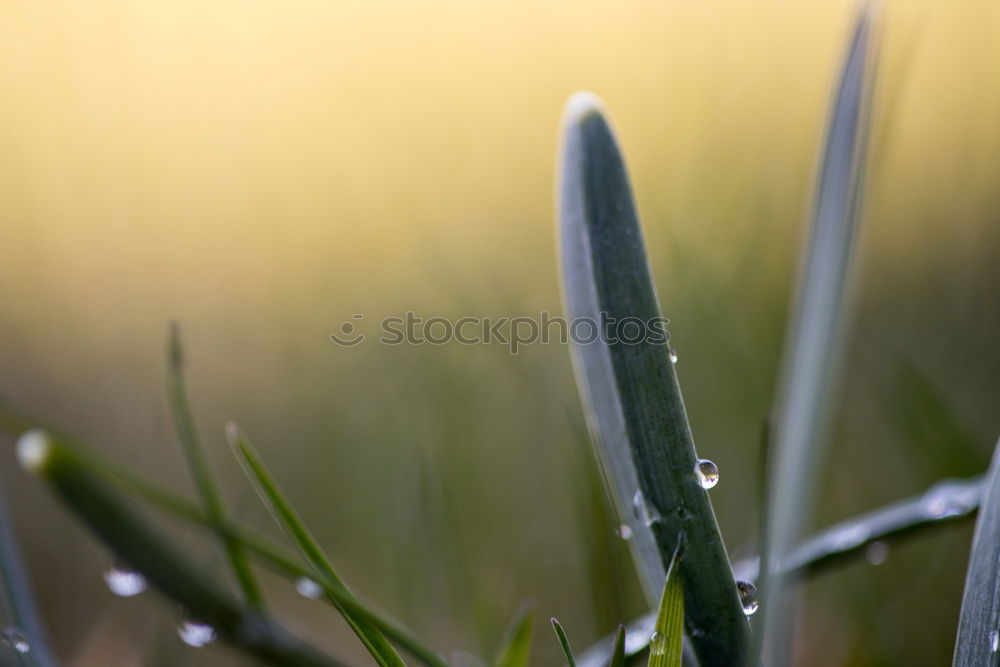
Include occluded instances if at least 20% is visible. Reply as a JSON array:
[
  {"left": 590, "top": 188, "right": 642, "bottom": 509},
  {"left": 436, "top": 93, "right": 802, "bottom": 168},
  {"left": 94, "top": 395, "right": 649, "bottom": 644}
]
[{"left": 0, "top": 1, "right": 998, "bottom": 665}]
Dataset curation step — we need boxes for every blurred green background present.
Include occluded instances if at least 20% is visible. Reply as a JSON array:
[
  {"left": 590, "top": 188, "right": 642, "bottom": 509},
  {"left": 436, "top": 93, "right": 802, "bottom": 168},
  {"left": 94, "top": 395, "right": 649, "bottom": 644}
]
[{"left": 1, "top": 0, "right": 998, "bottom": 664}]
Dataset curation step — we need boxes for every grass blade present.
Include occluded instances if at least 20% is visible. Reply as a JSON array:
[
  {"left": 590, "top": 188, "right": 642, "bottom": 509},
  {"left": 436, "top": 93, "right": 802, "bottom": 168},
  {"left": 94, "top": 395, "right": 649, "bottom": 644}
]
[
  {"left": 953, "top": 437, "right": 1000, "bottom": 666},
  {"left": 757, "top": 5, "right": 880, "bottom": 663},
  {"left": 494, "top": 606, "right": 534, "bottom": 667},
  {"left": 557, "top": 91, "right": 748, "bottom": 665},
  {"left": 0, "top": 406, "right": 448, "bottom": 667},
  {"left": 608, "top": 626, "right": 626, "bottom": 667},
  {"left": 167, "top": 325, "right": 262, "bottom": 607},
  {"left": 550, "top": 618, "right": 577, "bottom": 667},
  {"left": 0, "top": 490, "right": 59, "bottom": 667},
  {"left": 16, "top": 430, "right": 344, "bottom": 667},
  {"left": 647, "top": 549, "right": 684, "bottom": 667},
  {"left": 224, "top": 423, "right": 405, "bottom": 667}
]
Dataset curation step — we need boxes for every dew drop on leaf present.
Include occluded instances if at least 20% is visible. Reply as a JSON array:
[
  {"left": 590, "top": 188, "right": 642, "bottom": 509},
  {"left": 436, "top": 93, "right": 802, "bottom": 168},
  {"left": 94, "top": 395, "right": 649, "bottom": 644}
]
[
  {"left": 694, "top": 459, "right": 719, "bottom": 489},
  {"left": 632, "top": 490, "right": 645, "bottom": 520},
  {"left": 736, "top": 580, "right": 759, "bottom": 616},
  {"left": 178, "top": 621, "right": 216, "bottom": 648},
  {"left": 103, "top": 566, "right": 147, "bottom": 597},
  {"left": 864, "top": 541, "right": 890, "bottom": 565},
  {"left": 296, "top": 577, "right": 323, "bottom": 599},
  {"left": 1, "top": 627, "right": 30, "bottom": 654},
  {"left": 649, "top": 631, "right": 667, "bottom": 656}
]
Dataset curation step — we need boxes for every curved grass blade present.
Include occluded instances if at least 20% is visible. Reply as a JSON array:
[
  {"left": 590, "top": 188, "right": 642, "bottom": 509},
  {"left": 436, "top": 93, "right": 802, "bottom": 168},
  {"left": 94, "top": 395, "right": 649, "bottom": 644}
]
[
  {"left": 757, "top": 5, "right": 881, "bottom": 663},
  {"left": 953, "top": 437, "right": 1000, "bottom": 666},
  {"left": 16, "top": 431, "right": 344, "bottom": 667},
  {"left": 494, "top": 605, "right": 534, "bottom": 667},
  {"left": 647, "top": 549, "right": 684, "bottom": 667},
  {"left": 167, "top": 325, "right": 262, "bottom": 607},
  {"left": 224, "top": 423, "right": 405, "bottom": 667},
  {"left": 551, "top": 618, "right": 577, "bottom": 667},
  {"left": 609, "top": 626, "right": 626, "bottom": 667},
  {"left": 557, "top": 91, "right": 748, "bottom": 666}
]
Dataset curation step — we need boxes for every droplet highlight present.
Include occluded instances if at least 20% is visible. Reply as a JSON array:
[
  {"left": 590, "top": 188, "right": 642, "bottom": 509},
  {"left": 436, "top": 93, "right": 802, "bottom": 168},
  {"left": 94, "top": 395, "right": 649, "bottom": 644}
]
[
  {"left": 296, "top": 577, "right": 323, "bottom": 599},
  {"left": 864, "top": 541, "right": 890, "bottom": 566},
  {"left": 736, "top": 580, "right": 759, "bottom": 616},
  {"left": 617, "top": 524, "right": 633, "bottom": 540},
  {"left": 694, "top": 459, "right": 719, "bottom": 489},
  {"left": 632, "top": 489, "right": 662, "bottom": 527},
  {"left": 104, "top": 566, "right": 147, "bottom": 597},
  {"left": 632, "top": 490, "right": 645, "bottom": 520},
  {"left": 668, "top": 349, "right": 678, "bottom": 364},
  {"left": 1, "top": 627, "right": 29, "bottom": 653},
  {"left": 178, "top": 621, "right": 216, "bottom": 648},
  {"left": 989, "top": 630, "right": 999, "bottom": 653},
  {"left": 923, "top": 483, "right": 975, "bottom": 519},
  {"left": 649, "top": 631, "right": 667, "bottom": 656}
]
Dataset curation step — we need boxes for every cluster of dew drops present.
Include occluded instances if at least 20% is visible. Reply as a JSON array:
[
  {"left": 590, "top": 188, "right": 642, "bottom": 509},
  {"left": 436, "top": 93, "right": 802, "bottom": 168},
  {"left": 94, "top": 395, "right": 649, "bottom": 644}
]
[
  {"left": 0, "top": 566, "right": 223, "bottom": 654},
  {"left": 0, "top": 564, "right": 328, "bottom": 656},
  {"left": 98, "top": 566, "right": 219, "bottom": 648}
]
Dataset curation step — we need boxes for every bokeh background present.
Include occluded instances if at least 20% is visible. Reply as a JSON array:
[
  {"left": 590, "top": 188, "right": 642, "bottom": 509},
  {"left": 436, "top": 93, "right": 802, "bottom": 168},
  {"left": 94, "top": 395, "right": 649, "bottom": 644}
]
[{"left": 1, "top": 0, "right": 999, "bottom": 665}]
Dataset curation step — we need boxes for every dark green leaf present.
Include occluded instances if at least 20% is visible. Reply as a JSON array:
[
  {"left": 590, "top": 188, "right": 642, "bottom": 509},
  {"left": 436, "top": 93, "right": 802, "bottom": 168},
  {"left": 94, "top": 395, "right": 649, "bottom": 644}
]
[
  {"left": 17, "top": 430, "right": 344, "bottom": 667},
  {"left": 953, "top": 437, "right": 1000, "bottom": 666},
  {"left": 558, "top": 91, "right": 748, "bottom": 666},
  {"left": 551, "top": 618, "right": 577, "bottom": 667}
]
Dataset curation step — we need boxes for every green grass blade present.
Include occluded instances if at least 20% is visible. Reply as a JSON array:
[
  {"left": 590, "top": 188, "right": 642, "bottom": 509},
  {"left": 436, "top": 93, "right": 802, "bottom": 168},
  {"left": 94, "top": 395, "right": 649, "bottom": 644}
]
[
  {"left": 0, "top": 407, "right": 448, "bottom": 667},
  {"left": 557, "top": 91, "right": 748, "bottom": 666},
  {"left": 550, "top": 618, "right": 577, "bottom": 667},
  {"left": 16, "top": 430, "right": 344, "bottom": 667},
  {"left": 953, "top": 437, "right": 1000, "bottom": 666},
  {"left": 494, "top": 606, "right": 534, "bottom": 667},
  {"left": 608, "top": 626, "right": 626, "bottom": 667},
  {"left": 224, "top": 423, "right": 405, "bottom": 667},
  {"left": 647, "top": 552, "right": 684, "bottom": 667},
  {"left": 167, "top": 325, "right": 262, "bottom": 607},
  {"left": 757, "top": 5, "right": 880, "bottom": 663},
  {"left": 0, "top": 490, "right": 59, "bottom": 667}
]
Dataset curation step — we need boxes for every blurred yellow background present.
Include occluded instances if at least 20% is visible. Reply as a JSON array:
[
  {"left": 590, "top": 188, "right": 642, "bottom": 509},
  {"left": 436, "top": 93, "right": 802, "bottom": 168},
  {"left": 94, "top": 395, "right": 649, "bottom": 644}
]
[{"left": 1, "top": 0, "right": 998, "bottom": 665}]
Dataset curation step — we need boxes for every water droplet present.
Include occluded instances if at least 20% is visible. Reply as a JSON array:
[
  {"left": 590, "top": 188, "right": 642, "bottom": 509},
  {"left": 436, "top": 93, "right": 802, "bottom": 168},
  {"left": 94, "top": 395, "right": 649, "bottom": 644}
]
[
  {"left": 694, "top": 459, "right": 719, "bottom": 489},
  {"left": 296, "top": 577, "right": 323, "bottom": 599},
  {"left": 649, "top": 631, "right": 667, "bottom": 656},
  {"left": 1, "top": 627, "right": 29, "bottom": 654},
  {"left": 668, "top": 349, "right": 678, "bottom": 364},
  {"left": 990, "top": 630, "right": 999, "bottom": 653},
  {"left": 103, "top": 566, "right": 147, "bottom": 597},
  {"left": 865, "top": 541, "right": 890, "bottom": 566},
  {"left": 178, "top": 621, "right": 216, "bottom": 648},
  {"left": 923, "top": 483, "right": 974, "bottom": 519},
  {"left": 631, "top": 489, "right": 662, "bottom": 527},
  {"left": 617, "top": 524, "right": 633, "bottom": 540},
  {"left": 736, "top": 581, "right": 759, "bottom": 616}
]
